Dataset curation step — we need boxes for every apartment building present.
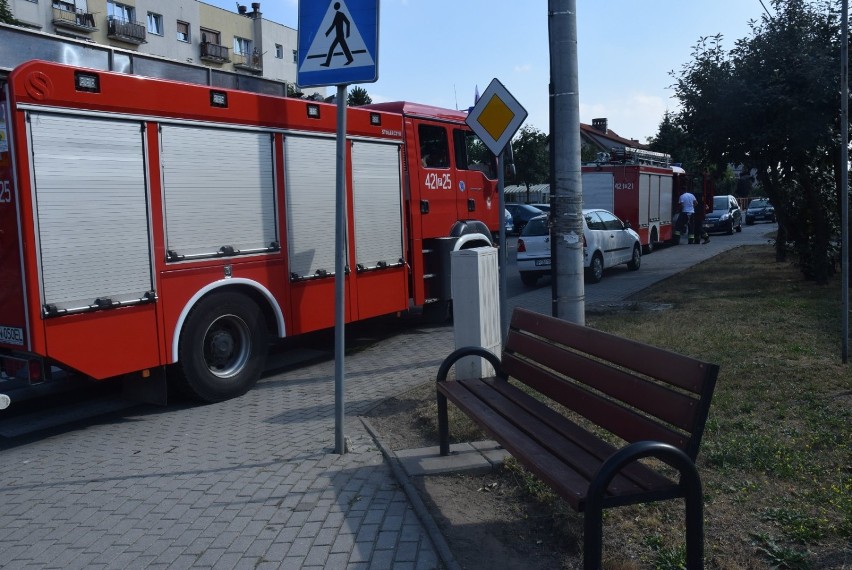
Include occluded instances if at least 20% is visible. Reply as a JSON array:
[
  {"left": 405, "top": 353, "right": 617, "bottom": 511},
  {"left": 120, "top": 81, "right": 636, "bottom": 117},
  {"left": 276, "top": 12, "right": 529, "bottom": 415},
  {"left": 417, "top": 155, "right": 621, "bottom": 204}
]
[{"left": 7, "top": 0, "right": 322, "bottom": 96}]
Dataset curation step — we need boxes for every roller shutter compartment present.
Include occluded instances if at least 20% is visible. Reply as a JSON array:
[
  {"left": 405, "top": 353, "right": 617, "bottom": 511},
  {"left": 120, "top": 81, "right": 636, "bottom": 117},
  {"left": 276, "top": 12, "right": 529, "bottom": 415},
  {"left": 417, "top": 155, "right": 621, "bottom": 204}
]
[{"left": 28, "top": 112, "right": 153, "bottom": 315}]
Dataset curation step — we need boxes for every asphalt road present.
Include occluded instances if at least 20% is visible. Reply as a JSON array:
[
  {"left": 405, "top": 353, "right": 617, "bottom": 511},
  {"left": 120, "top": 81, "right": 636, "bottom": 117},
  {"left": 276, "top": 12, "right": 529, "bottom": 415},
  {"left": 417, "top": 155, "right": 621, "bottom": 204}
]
[{"left": 0, "top": 221, "right": 775, "bottom": 430}]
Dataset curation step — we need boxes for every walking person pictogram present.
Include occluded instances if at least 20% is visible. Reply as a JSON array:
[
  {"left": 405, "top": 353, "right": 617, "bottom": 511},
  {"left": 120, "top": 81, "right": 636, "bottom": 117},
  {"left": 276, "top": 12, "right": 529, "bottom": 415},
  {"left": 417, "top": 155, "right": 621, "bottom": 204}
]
[{"left": 321, "top": 2, "right": 354, "bottom": 67}]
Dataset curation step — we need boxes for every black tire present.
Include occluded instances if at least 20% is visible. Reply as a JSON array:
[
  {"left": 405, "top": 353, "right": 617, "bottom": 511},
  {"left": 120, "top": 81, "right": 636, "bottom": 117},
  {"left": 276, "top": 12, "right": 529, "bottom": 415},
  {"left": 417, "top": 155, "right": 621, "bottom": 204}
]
[
  {"left": 175, "top": 291, "right": 268, "bottom": 403},
  {"left": 627, "top": 244, "right": 641, "bottom": 271},
  {"left": 643, "top": 228, "right": 657, "bottom": 254},
  {"left": 587, "top": 253, "right": 604, "bottom": 283},
  {"left": 520, "top": 272, "right": 539, "bottom": 286}
]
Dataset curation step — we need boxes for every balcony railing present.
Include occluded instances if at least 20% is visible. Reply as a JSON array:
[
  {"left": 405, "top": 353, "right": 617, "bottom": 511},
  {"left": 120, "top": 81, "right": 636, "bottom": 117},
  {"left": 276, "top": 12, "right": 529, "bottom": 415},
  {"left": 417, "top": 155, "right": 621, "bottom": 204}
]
[
  {"left": 200, "top": 42, "right": 229, "bottom": 63},
  {"left": 52, "top": 7, "right": 97, "bottom": 32},
  {"left": 107, "top": 16, "right": 146, "bottom": 45},
  {"left": 232, "top": 51, "right": 262, "bottom": 73}
]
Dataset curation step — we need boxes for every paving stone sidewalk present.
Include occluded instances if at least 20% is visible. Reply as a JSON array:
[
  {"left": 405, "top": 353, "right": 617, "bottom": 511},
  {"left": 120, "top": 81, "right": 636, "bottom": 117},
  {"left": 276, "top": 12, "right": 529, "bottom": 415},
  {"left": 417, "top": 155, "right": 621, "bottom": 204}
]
[{"left": 0, "top": 324, "right": 455, "bottom": 570}]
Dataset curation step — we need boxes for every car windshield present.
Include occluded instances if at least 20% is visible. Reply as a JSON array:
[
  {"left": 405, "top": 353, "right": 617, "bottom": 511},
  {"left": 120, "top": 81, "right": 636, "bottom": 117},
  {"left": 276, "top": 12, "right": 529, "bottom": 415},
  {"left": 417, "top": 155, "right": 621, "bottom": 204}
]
[
  {"left": 749, "top": 199, "right": 769, "bottom": 208},
  {"left": 713, "top": 196, "right": 729, "bottom": 211},
  {"left": 521, "top": 216, "right": 548, "bottom": 237}
]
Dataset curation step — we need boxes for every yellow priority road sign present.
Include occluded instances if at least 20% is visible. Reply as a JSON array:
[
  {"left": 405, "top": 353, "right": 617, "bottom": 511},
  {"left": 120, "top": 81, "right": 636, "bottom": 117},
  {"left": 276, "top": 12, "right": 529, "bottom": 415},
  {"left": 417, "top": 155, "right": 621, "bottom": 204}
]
[{"left": 465, "top": 78, "right": 528, "bottom": 156}]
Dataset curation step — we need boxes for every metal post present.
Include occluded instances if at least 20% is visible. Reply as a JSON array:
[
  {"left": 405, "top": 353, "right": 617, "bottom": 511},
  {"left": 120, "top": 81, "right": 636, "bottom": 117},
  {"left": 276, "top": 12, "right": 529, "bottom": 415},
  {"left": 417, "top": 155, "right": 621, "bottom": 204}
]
[
  {"left": 842, "top": 0, "right": 849, "bottom": 363},
  {"left": 497, "top": 150, "right": 509, "bottom": 341},
  {"left": 334, "top": 84, "right": 348, "bottom": 454}
]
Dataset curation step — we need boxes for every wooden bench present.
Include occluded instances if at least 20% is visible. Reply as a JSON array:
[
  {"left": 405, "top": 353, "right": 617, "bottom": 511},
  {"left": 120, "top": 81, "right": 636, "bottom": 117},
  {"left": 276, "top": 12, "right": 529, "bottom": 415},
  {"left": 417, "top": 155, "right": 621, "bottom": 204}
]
[{"left": 436, "top": 307, "right": 719, "bottom": 569}]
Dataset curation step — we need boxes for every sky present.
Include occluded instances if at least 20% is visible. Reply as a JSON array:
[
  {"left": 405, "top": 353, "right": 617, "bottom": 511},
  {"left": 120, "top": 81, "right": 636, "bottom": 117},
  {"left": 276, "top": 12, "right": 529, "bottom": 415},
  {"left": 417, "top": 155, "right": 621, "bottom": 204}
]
[{"left": 203, "top": 0, "right": 770, "bottom": 143}]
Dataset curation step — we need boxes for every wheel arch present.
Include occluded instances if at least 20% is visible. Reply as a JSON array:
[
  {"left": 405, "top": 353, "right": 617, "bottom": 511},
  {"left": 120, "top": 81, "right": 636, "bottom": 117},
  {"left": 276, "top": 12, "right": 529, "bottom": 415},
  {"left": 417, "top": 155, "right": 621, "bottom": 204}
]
[{"left": 170, "top": 278, "right": 286, "bottom": 364}]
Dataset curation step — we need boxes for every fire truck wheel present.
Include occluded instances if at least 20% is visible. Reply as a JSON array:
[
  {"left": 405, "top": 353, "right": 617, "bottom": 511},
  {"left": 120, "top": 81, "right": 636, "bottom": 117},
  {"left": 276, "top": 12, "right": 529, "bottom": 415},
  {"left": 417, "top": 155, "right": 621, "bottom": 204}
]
[
  {"left": 175, "top": 292, "right": 268, "bottom": 403},
  {"left": 587, "top": 253, "right": 604, "bottom": 283},
  {"left": 627, "top": 245, "right": 641, "bottom": 271}
]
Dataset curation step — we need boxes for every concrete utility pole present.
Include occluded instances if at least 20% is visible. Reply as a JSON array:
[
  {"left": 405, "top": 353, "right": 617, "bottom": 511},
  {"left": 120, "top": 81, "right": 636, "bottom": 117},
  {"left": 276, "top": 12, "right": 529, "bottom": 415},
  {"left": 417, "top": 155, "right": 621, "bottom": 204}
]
[{"left": 548, "top": 0, "right": 585, "bottom": 324}]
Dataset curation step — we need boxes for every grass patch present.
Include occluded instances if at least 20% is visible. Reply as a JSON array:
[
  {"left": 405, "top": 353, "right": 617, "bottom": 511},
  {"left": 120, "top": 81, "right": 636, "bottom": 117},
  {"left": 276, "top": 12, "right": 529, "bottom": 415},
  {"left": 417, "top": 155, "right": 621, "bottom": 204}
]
[{"left": 405, "top": 244, "right": 851, "bottom": 568}]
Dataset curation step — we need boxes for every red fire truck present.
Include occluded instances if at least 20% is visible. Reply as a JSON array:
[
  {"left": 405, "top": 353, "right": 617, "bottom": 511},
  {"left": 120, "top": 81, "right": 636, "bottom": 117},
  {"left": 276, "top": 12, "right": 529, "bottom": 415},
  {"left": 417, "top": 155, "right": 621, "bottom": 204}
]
[
  {"left": 581, "top": 148, "right": 684, "bottom": 253},
  {"left": 0, "top": 60, "right": 501, "bottom": 404}
]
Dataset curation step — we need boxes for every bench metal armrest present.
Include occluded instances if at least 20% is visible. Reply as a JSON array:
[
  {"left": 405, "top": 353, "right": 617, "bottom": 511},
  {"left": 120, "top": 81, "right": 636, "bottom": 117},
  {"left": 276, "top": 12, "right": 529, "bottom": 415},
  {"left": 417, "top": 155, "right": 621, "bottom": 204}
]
[
  {"left": 436, "top": 346, "right": 503, "bottom": 383},
  {"left": 436, "top": 346, "right": 503, "bottom": 457},
  {"left": 584, "top": 441, "right": 703, "bottom": 570}
]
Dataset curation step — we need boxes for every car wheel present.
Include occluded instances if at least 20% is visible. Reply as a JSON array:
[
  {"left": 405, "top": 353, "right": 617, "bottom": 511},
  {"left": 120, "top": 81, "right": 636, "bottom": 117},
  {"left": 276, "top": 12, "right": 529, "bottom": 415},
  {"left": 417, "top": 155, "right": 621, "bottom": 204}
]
[
  {"left": 587, "top": 253, "right": 604, "bottom": 283},
  {"left": 174, "top": 291, "right": 268, "bottom": 403},
  {"left": 627, "top": 244, "right": 641, "bottom": 271},
  {"left": 520, "top": 272, "right": 539, "bottom": 286}
]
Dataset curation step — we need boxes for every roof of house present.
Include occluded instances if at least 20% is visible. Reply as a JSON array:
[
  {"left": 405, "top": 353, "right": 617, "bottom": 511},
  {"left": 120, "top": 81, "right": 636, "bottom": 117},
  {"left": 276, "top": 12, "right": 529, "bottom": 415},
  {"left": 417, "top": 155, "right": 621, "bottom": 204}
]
[{"left": 580, "top": 122, "right": 648, "bottom": 151}]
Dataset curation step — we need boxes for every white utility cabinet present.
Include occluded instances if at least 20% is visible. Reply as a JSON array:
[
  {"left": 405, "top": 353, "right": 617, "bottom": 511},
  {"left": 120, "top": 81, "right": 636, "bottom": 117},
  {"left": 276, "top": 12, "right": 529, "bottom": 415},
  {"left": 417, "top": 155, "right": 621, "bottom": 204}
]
[{"left": 450, "top": 246, "right": 501, "bottom": 379}]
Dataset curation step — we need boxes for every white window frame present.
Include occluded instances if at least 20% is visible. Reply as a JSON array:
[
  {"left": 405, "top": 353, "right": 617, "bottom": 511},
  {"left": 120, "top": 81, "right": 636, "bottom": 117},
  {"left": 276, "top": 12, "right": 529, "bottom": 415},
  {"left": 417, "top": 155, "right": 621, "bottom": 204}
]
[
  {"left": 147, "top": 12, "right": 163, "bottom": 36},
  {"left": 275, "top": 44, "right": 283, "bottom": 59},
  {"left": 233, "top": 36, "right": 252, "bottom": 56},
  {"left": 107, "top": 1, "right": 134, "bottom": 22}
]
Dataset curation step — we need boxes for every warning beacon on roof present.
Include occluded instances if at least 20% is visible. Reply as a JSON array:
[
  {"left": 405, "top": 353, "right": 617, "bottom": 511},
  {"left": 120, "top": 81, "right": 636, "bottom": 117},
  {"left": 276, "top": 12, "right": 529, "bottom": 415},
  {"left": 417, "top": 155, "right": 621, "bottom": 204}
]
[{"left": 297, "top": 0, "right": 379, "bottom": 88}]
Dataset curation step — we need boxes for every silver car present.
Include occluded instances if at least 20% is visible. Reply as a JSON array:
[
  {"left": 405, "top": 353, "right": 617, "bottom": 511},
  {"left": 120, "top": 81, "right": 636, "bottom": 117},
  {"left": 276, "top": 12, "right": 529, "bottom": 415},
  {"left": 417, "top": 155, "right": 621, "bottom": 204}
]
[{"left": 516, "top": 209, "right": 641, "bottom": 286}]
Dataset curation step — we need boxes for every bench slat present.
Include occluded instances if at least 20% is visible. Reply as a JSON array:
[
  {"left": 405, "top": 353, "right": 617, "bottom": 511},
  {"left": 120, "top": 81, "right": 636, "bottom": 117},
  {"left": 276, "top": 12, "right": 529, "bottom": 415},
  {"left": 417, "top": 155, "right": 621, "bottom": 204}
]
[
  {"left": 510, "top": 308, "right": 716, "bottom": 394},
  {"left": 439, "top": 379, "right": 679, "bottom": 505},
  {"left": 501, "top": 352, "right": 690, "bottom": 451},
  {"left": 505, "top": 330, "right": 701, "bottom": 432},
  {"left": 438, "top": 379, "right": 587, "bottom": 509},
  {"left": 474, "top": 379, "right": 676, "bottom": 494}
]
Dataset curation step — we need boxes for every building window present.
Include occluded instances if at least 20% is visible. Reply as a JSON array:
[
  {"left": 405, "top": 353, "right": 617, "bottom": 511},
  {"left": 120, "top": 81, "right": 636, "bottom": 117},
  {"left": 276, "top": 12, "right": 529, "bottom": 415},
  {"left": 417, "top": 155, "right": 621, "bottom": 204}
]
[
  {"left": 275, "top": 44, "right": 283, "bottom": 59},
  {"left": 108, "top": 1, "right": 135, "bottom": 23},
  {"left": 176, "top": 20, "right": 190, "bottom": 43},
  {"left": 233, "top": 36, "right": 252, "bottom": 56},
  {"left": 147, "top": 13, "right": 163, "bottom": 36},
  {"left": 53, "top": 1, "right": 75, "bottom": 12},
  {"left": 292, "top": 49, "right": 297, "bottom": 64},
  {"left": 201, "top": 28, "right": 221, "bottom": 45}
]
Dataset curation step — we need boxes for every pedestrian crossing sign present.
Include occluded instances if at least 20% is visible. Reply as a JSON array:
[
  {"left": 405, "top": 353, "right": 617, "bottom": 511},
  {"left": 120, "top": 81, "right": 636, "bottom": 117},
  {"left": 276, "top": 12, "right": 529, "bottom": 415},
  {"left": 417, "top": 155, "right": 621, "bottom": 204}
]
[{"left": 297, "top": 0, "right": 379, "bottom": 88}]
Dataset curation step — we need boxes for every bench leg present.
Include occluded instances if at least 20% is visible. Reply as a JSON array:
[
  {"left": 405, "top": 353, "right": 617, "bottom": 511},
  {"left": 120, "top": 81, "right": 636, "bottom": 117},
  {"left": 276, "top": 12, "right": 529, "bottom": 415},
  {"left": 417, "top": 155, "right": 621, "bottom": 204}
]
[
  {"left": 684, "top": 476, "right": 704, "bottom": 569},
  {"left": 583, "top": 505, "right": 604, "bottom": 570},
  {"left": 437, "top": 390, "right": 450, "bottom": 456}
]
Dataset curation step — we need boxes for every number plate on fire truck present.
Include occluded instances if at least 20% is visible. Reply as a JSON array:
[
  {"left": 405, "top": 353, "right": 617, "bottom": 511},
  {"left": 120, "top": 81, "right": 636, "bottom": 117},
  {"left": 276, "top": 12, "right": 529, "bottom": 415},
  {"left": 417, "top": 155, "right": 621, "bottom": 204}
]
[{"left": 0, "top": 326, "right": 24, "bottom": 346}]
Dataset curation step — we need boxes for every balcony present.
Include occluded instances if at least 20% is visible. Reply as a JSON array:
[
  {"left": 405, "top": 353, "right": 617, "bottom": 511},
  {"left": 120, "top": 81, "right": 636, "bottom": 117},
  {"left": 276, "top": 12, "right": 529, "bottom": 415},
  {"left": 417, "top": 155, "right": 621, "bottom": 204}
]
[
  {"left": 232, "top": 50, "right": 262, "bottom": 73},
  {"left": 52, "top": 7, "right": 97, "bottom": 33},
  {"left": 107, "top": 16, "right": 146, "bottom": 45},
  {"left": 200, "top": 42, "right": 230, "bottom": 64}
]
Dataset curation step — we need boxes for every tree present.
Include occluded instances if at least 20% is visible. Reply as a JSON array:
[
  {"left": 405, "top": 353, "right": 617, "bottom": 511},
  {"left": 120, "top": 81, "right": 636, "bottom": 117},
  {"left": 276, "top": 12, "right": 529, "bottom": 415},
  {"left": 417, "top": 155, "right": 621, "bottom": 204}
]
[
  {"left": 286, "top": 84, "right": 304, "bottom": 99},
  {"left": 0, "top": 0, "right": 19, "bottom": 25},
  {"left": 511, "top": 126, "right": 549, "bottom": 203},
  {"left": 347, "top": 86, "right": 372, "bottom": 107},
  {"left": 671, "top": 0, "right": 844, "bottom": 283},
  {"left": 647, "top": 111, "right": 700, "bottom": 172}
]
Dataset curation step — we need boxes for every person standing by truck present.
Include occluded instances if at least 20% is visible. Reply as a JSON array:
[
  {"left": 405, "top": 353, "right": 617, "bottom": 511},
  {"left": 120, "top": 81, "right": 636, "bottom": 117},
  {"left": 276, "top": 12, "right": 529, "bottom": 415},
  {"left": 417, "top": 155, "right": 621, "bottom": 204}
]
[{"left": 675, "top": 188, "right": 697, "bottom": 244}]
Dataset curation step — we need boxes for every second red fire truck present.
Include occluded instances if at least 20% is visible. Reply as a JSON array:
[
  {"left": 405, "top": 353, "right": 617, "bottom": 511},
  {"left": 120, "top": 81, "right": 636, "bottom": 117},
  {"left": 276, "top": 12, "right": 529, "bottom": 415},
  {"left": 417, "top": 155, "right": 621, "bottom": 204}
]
[{"left": 0, "top": 60, "right": 502, "bottom": 404}]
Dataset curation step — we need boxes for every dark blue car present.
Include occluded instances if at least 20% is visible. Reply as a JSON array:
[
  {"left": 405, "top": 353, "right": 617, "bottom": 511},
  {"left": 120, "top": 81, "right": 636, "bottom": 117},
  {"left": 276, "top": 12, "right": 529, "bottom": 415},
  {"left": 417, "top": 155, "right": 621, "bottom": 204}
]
[{"left": 505, "top": 203, "right": 544, "bottom": 235}]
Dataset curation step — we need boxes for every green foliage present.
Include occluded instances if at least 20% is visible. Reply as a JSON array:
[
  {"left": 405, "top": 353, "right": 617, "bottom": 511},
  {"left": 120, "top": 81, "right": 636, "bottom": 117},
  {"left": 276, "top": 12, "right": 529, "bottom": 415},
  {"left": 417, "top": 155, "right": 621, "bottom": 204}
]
[
  {"left": 347, "top": 86, "right": 372, "bottom": 107},
  {"left": 643, "top": 534, "right": 687, "bottom": 570},
  {"left": 647, "top": 111, "right": 700, "bottom": 172},
  {"left": 0, "top": 0, "right": 18, "bottom": 25},
  {"left": 511, "top": 126, "right": 549, "bottom": 198},
  {"left": 286, "top": 84, "right": 304, "bottom": 99},
  {"left": 670, "top": 0, "right": 845, "bottom": 283},
  {"left": 750, "top": 532, "right": 813, "bottom": 569}
]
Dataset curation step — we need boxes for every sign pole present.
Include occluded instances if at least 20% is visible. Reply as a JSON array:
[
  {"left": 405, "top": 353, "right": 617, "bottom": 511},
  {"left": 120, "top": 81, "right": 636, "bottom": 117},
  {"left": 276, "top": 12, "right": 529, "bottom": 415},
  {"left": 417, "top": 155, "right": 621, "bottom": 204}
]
[
  {"left": 334, "top": 84, "right": 348, "bottom": 454},
  {"left": 497, "top": 149, "right": 508, "bottom": 342}
]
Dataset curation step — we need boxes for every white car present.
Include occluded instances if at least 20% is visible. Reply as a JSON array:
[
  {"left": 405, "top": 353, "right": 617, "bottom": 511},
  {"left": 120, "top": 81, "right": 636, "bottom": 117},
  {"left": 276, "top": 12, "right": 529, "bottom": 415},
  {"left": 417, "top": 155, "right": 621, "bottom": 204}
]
[{"left": 516, "top": 209, "right": 642, "bottom": 286}]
